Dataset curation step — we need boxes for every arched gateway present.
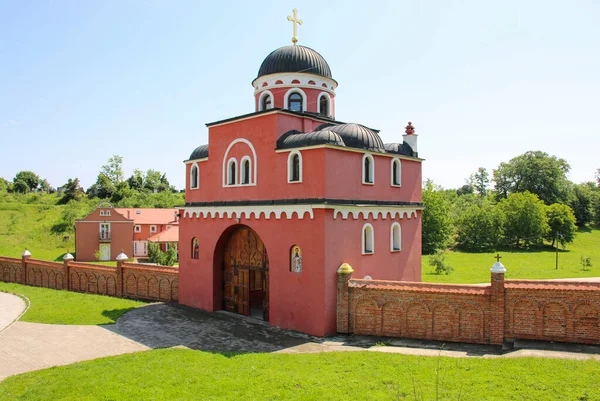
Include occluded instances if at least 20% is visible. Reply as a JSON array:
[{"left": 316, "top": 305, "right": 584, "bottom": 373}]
[{"left": 222, "top": 226, "right": 269, "bottom": 321}]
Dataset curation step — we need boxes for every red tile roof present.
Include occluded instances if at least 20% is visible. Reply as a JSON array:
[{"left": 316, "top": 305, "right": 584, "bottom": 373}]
[
  {"left": 114, "top": 208, "right": 179, "bottom": 225},
  {"left": 349, "top": 279, "right": 490, "bottom": 295},
  {"left": 148, "top": 226, "right": 179, "bottom": 243}
]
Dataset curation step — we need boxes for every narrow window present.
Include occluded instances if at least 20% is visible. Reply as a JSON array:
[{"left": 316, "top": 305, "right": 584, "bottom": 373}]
[
  {"left": 362, "top": 224, "right": 374, "bottom": 254},
  {"left": 100, "top": 210, "right": 105, "bottom": 216},
  {"left": 391, "top": 158, "right": 401, "bottom": 186},
  {"left": 261, "top": 94, "right": 272, "bottom": 110},
  {"left": 319, "top": 95, "right": 329, "bottom": 116},
  {"left": 288, "top": 152, "right": 302, "bottom": 182},
  {"left": 150, "top": 225, "right": 157, "bottom": 233},
  {"left": 228, "top": 159, "right": 237, "bottom": 185},
  {"left": 288, "top": 92, "right": 303, "bottom": 112},
  {"left": 190, "top": 164, "right": 199, "bottom": 189},
  {"left": 135, "top": 225, "right": 141, "bottom": 233},
  {"left": 191, "top": 238, "right": 199, "bottom": 259},
  {"left": 391, "top": 223, "right": 401, "bottom": 252},
  {"left": 241, "top": 158, "right": 251, "bottom": 185},
  {"left": 363, "top": 154, "right": 374, "bottom": 184}
]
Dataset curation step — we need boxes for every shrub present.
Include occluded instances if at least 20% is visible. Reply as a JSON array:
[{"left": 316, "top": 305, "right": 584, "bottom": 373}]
[
  {"left": 580, "top": 256, "right": 592, "bottom": 271},
  {"left": 429, "top": 250, "right": 453, "bottom": 275},
  {"left": 455, "top": 202, "right": 504, "bottom": 252}
]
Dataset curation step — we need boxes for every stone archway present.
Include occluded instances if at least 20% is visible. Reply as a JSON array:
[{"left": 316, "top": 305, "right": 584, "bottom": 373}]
[{"left": 221, "top": 225, "right": 269, "bottom": 321}]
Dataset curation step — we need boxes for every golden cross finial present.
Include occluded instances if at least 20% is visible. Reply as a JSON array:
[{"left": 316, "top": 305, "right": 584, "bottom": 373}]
[
  {"left": 495, "top": 254, "right": 502, "bottom": 262},
  {"left": 287, "top": 8, "right": 303, "bottom": 45}
]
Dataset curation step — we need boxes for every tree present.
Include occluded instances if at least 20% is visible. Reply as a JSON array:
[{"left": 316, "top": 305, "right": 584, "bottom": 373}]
[
  {"left": 13, "top": 171, "right": 40, "bottom": 191},
  {"left": 422, "top": 180, "right": 453, "bottom": 254},
  {"left": 13, "top": 179, "right": 29, "bottom": 194},
  {"left": 60, "top": 178, "right": 83, "bottom": 204},
  {"left": 95, "top": 173, "right": 116, "bottom": 199},
  {"left": 568, "top": 183, "right": 594, "bottom": 226},
  {"left": 100, "top": 155, "right": 124, "bottom": 186},
  {"left": 455, "top": 202, "right": 504, "bottom": 252},
  {"left": 0, "top": 177, "right": 7, "bottom": 192},
  {"left": 596, "top": 168, "right": 600, "bottom": 187},
  {"left": 544, "top": 203, "right": 577, "bottom": 248},
  {"left": 127, "top": 169, "right": 144, "bottom": 191},
  {"left": 39, "top": 178, "right": 51, "bottom": 193},
  {"left": 492, "top": 151, "right": 570, "bottom": 205},
  {"left": 469, "top": 167, "right": 490, "bottom": 197},
  {"left": 456, "top": 184, "right": 474, "bottom": 196},
  {"left": 498, "top": 192, "right": 549, "bottom": 248}
]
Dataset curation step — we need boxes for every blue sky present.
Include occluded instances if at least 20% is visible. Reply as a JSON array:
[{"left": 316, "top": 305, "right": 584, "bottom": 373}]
[{"left": 1, "top": 0, "right": 598, "bottom": 191}]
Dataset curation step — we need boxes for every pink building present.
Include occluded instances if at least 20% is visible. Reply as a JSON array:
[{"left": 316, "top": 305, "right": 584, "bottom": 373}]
[{"left": 178, "top": 42, "right": 423, "bottom": 336}]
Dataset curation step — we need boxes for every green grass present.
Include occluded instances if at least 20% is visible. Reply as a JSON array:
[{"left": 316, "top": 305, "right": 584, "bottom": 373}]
[
  {"left": 1, "top": 349, "right": 599, "bottom": 400},
  {"left": 0, "top": 282, "right": 146, "bottom": 325},
  {"left": 423, "top": 227, "right": 600, "bottom": 284}
]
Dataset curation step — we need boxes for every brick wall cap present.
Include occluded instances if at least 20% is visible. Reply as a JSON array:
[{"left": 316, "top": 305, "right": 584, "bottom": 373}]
[
  {"left": 63, "top": 253, "right": 74, "bottom": 261},
  {"left": 337, "top": 263, "right": 354, "bottom": 275},
  {"left": 22, "top": 249, "right": 31, "bottom": 257},
  {"left": 116, "top": 252, "right": 129, "bottom": 262},
  {"left": 490, "top": 262, "right": 506, "bottom": 273}
]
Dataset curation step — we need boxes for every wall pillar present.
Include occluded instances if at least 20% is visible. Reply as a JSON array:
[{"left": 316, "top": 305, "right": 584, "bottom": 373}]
[
  {"left": 116, "top": 251, "right": 129, "bottom": 298},
  {"left": 63, "top": 252, "right": 74, "bottom": 290},
  {"left": 489, "top": 261, "right": 506, "bottom": 345},
  {"left": 336, "top": 263, "right": 354, "bottom": 333},
  {"left": 21, "top": 249, "right": 31, "bottom": 285}
]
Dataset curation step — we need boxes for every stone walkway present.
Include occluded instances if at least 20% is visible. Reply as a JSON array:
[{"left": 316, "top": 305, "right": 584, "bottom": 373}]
[
  {"left": 0, "top": 292, "right": 26, "bottom": 332},
  {"left": 2, "top": 297, "right": 600, "bottom": 382}
]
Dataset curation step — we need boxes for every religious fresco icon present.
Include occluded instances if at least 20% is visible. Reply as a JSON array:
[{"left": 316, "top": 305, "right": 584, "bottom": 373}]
[
  {"left": 291, "top": 245, "right": 302, "bottom": 272},
  {"left": 192, "top": 238, "right": 199, "bottom": 259}
]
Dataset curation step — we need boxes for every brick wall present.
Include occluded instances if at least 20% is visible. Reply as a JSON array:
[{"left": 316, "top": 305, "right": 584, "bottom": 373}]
[
  {"left": 0, "top": 255, "right": 178, "bottom": 303},
  {"left": 338, "top": 269, "right": 600, "bottom": 345}
]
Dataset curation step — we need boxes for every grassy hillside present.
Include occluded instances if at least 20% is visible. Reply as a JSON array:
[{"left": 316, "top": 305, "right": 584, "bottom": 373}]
[{"left": 423, "top": 227, "right": 600, "bottom": 283}]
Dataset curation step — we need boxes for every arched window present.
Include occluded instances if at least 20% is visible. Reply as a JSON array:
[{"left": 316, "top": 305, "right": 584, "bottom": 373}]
[
  {"left": 227, "top": 158, "right": 237, "bottom": 185},
  {"left": 362, "top": 154, "right": 374, "bottom": 184},
  {"left": 191, "top": 238, "right": 199, "bottom": 259},
  {"left": 288, "top": 92, "right": 303, "bottom": 112},
  {"left": 390, "top": 223, "right": 401, "bottom": 252},
  {"left": 190, "top": 163, "right": 199, "bottom": 189},
  {"left": 260, "top": 92, "right": 273, "bottom": 111},
  {"left": 318, "top": 93, "right": 330, "bottom": 117},
  {"left": 241, "top": 156, "right": 251, "bottom": 185},
  {"left": 288, "top": 151, "right": 302, "bottom": 183},
  {"left": 391, "top": 158, "right": 401, "bottom": 187},
  {"left": 362, "top": 223, "right": 374, "bottom": 254}
]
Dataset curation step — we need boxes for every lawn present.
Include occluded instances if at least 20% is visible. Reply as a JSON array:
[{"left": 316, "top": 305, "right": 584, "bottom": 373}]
[
  {"left": 423, "top": 227, "right": 600, "bottom": 284},
  {"left": 0, "top": 348, "right": 599, "bottom": 400},
  {"left": 0, "top": 282, "right": 146, "bottom": 325}
]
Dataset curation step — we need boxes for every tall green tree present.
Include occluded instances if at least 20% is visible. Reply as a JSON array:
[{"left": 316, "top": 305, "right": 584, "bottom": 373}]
[
  {"left": 127, "top": 169, "right": 144, "bottom": 191},
  {"left": 498, "top": 191, "right": 549, "bottom": 248},
  {"left": 100, "top": 155, "right": 124, "bottom": 186},
  {"left": 60, "top": 178, "right": 83, "bottom": 204},
  {"left": 469, "top": 167, "right": 490, "bottom": 197},
  {"left": 493, "top": 151, "right": 570, "bottom": 205},
  {"left": 455, "top": 202, "right": 504, "bottom": 252},
  {"left": 13, "top": 179, "right": 29, "bottom": 194},
  {"left": 544, "top": 203, "right": 577, "bottom": 248},
  {"left": 422, "top": 180, "right": 453, "bottom": 254},
  {"left": 13, "top": 171, "right": 40, "bottom": 191},
  {"left": 0, "top": 177, "right": 7, "bottom": 192},
  {"left": 95, "top": 174, "right": 116, "bottom": 199},
  {"left": 568, "top": 183, "right": 595, "bottom": 226}
]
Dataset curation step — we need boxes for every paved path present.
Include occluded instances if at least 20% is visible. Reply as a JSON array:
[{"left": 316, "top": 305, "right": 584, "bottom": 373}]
[
  {"left": 0, "top": 292, "right": 26, "bottom": 332},
  {"left": 2, "top": 299, "right": 600, "bottom": 382}
]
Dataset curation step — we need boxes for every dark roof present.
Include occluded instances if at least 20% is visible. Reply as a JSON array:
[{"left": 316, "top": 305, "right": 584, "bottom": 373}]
[
  {"left": 277, "top": 129, "right": 345, "bottom": 149},
  {"left": 384, "top": 142, "right": 417, "bottom": 158},
  {"left": 256, "top": 45, "right": 332, "bottom": 80},
  {"left": 324, "top": 123, "right": 385, "bottom": 153},
  {"left": 205, "top": 107, "right": 337, "bottom": 127},
  {"left": 188, "top": 144, "right": 208, "bottom": 161}
]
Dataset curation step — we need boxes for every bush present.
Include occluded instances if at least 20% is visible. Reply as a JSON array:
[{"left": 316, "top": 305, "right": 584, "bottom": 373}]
[
  {"left": 422, "top": 181, "right": 453, "bottom": 254},
  {"left": 455, "top": 202, "right": 504, "bottom": 252},
  {"left": 545, "top": 203, "right": 577, "bottom": 248},
  {"left": 429, "top": 250, "right": 453, "bottom": 275},
  {"left": 498, "top": 192, "right": 549, "bottom": 248},
  {"left": 580, "top": 256, "right": 592, "bottom": 271},
  {"left": 148, "top": 242, "right": 178, "bottom": 266}
]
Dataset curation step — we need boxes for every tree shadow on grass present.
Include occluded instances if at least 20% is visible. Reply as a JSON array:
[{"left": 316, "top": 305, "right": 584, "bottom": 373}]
[{"left": 102, "top": 308, "right": 138, "bottom": 324}]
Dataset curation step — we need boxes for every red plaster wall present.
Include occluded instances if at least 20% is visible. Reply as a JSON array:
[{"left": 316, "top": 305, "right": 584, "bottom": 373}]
[{"left": 255, "top": 86, "right": 335, "bottom": 117}]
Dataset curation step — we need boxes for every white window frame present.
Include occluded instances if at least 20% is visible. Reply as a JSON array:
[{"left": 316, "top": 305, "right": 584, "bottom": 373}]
[
  {"left": 134, "top": 225, "right": 141, "bottom": 233},
  {"left": 362, "top": 153, "right": 375, "bottom": 185},
  {"left": 150, "top": 225, "right": 157, "bottom": 233},
  {"left": 283, "top": 88, "right": 307, "bottom": 112},
  {"left": 362, "top": 223, "right": 374, "bottom": 255},
  {"left": 227, "top": 157, "right": 238, "bottom": 186},
  {"left": 106, "top": 210, "right": 111, "bottom": 216},
  {"left": 222, "top": 139, "right": 257, "bottom": 187},
  {"left": 190, "top": 162, "right": 200, "bottom": 190},
  {"left": 390, "top": 222, "right": 401, "bottom": 252},
  {"left": 287, "top": 150, "right": 303, "bottom": 183},
  {"left": 100, "top": 210, "right": 105, "bottom": 216},
  {"left": 391, "top": 158, "right": 401, "bottom": 187},
  {"left": 316, "top": 92, "right": 332, "bottom": 117},
  {"left": 258, "top": 90, "right": 274, "bottom": 111},
  {"left": 240, "top": 156, "right": 252, "bottom": 185},
  {"left": 99, "top": 223, "right": 111, "bottom": 240}
]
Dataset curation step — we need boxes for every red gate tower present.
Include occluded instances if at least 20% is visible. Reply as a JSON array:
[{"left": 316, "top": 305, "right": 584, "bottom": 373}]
[{"left": 179, "top": 9, "right": 423, "bottom": 336}]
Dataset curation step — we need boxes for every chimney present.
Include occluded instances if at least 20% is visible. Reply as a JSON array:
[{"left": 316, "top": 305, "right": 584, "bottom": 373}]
[{"left": 402, "top": 121, "right": 418, "bottom": 154}]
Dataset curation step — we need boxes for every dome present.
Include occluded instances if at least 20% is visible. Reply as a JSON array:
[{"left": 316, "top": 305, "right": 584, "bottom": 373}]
[
  {"left": 257, "top": 45, "right": 332, "bottom": 80},
  {"left": 277, "top": 129, "right": 345, "bottom": 149},
  {"left": 384, "top": 142, "right": 417, "bottom": 158},
  {"left": 320, "top": 123, "right": 385, "bottom": 153},
  {"left": 188, "top": 144, "right": 208, "bottom": 161}
]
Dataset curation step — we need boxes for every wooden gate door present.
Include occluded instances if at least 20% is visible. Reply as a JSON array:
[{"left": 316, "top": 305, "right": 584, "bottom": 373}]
[{"left": 222, "top": 226, "right": 269, "bottom": 319}]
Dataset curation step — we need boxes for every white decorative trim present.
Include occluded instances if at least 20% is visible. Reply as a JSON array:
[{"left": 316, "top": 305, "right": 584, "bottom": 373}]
[
  {"left": 252, "top": 72, "right": 338, "bottom": 95},
  {"left": 287, "top": 150, "right": 303, "bottom": 183},
  {"left": 390, "top": 222, "right": 401, "bottom": 252},
  {"left": 183, "top": 205, "right": 315, "bottom": 220},
  {"left": 332, "top": 206, "right": 419, "bottom": 220},
  {"left": 184, "top": 158, "right": 208, "bottom": 165},
  {"left": 222, "top": 138, "right": 258, "bottom": 187},
  {"left": 258, "top": 90, "right": 274, "bottom": 111},
  {"left": 362, "top": 223, "right": 374, "bottom": 255},
  {"left": 316, "top": 92, "right": 332, "bottom": 117},
  {"left": 362, "top": 153, "right": 375, "bottom": 185},
  {"left": 390, "top": 158, "right": 401, "bottom": 187},
  {"left": 190, "top": 162, "right": 200, "bottom": 190},
  {"left": 284, "top": 88, "right": 308, "bottom": 112},
  {"left": 240, "top": 156, "right": 252, "bottom": 185}
]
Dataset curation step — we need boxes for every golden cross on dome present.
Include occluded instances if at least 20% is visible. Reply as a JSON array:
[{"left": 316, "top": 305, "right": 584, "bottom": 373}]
[
  {"left": 287, "top": 8, "right": 303, "bottom": 45},
  {"left": 495, "top": 254, "right": 502, "bottom": 262}
]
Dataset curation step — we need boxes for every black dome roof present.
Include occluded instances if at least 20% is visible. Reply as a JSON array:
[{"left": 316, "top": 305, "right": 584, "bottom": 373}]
[
  {"left": 277, "top": 129, "right": 345, "bottom": 149},
  {"left": 322, "top": 123, "right": 386, "bottom": 153},
  {"left": 257, "top": 45, "right": 332, "bottom": 80},
  {"left": 188, "top": 144, "right": 208, "bottom": 161}
]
